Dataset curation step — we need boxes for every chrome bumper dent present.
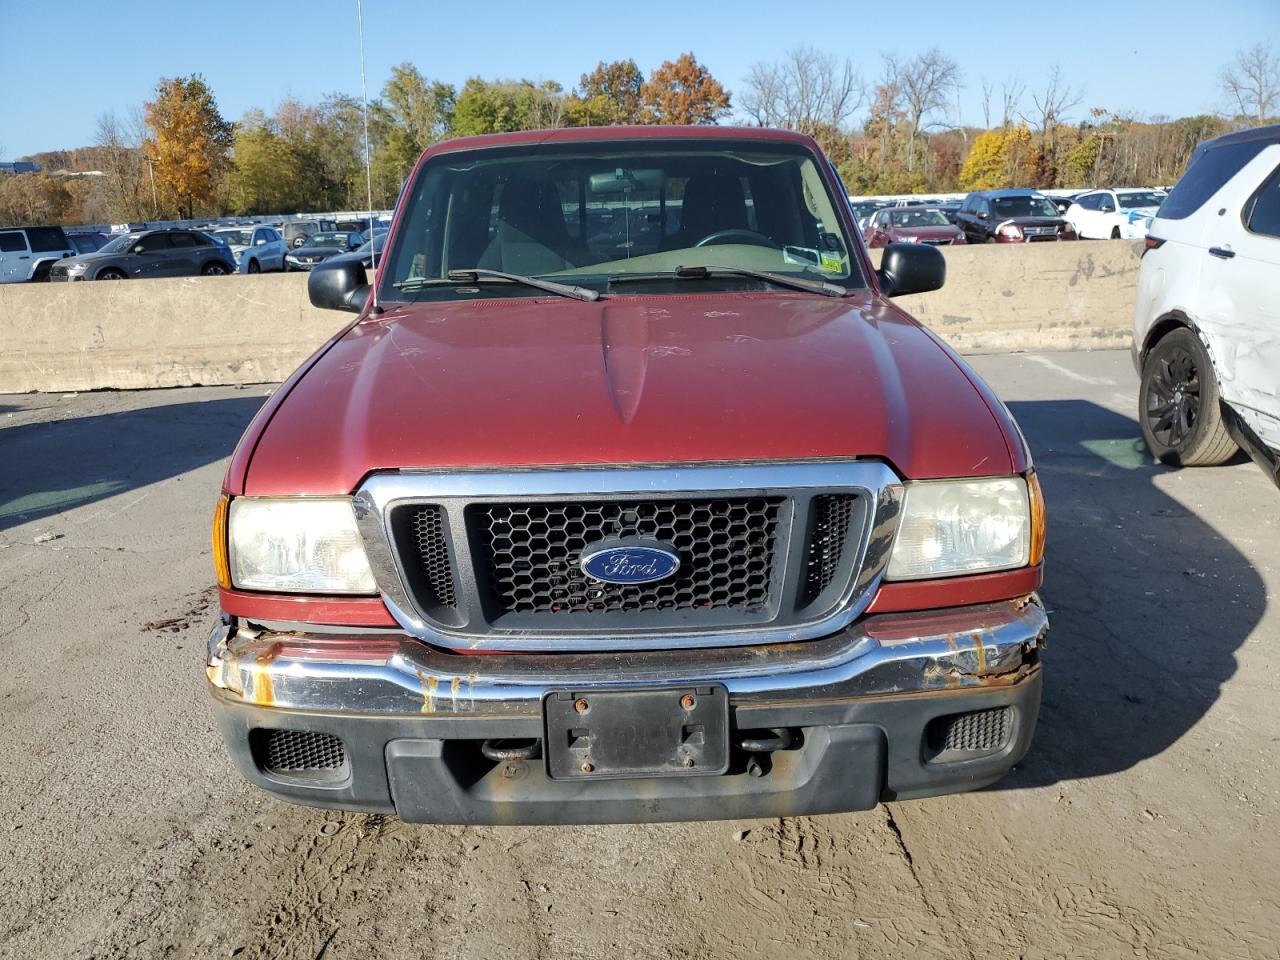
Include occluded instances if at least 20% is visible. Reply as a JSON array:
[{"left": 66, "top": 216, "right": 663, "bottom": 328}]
[{"left": 207, "top": 596, "right": 1046, "bottom": 716}]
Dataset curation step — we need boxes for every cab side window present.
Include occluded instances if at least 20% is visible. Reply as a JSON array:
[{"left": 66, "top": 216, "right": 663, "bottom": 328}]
[
  {"left": 169, "top": 233, "right": 198, "bottom": 248},
  {"left": 1098, "top": 194, "right": 1116, "bottom": 213},
  {"left": 0, "top": 231, "right": 27, "bottom": 252},
  {"left": 1245, "top": 166, "right": 1280, "bottom": 239}
]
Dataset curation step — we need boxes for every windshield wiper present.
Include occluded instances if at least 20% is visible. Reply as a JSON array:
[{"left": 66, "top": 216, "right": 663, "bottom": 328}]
[
  {"left": 393, "top": 268, "right": 599, "bottom": 302},
  {"left": 609, "top": 265, "right": 848, "bottom": 298}
]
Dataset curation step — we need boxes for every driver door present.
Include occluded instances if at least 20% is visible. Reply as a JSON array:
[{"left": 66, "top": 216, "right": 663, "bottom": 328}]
[{"left": 129, "top": 233, "right": 174, "bottom": 278}]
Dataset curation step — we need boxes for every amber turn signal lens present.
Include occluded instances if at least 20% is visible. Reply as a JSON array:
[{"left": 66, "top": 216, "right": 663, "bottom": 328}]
[
  {"left": 212, "top": 494, "right": 231, "bottom": 589},
  {"left": 1027, "top": 471, "right": 1046, "bottom": 567}
]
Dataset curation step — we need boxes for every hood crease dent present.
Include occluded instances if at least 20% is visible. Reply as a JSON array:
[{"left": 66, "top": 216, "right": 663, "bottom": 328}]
[{"left": 242, "top": 292, "right": 1019, "bottom": 495}]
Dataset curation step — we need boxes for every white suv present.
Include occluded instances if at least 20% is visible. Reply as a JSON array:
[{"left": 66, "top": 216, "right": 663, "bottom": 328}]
[
  {"left": 1133, "top": 125, "right": 1280, "bottom": 482},
  {"left": 0, "top": 225, "right": 76, "bottom": 283},
  {"left": 1066, "top": 188, "right": 1167, "bottom": 239}
]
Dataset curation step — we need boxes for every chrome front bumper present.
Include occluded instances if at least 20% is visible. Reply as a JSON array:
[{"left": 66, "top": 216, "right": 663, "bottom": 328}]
[{"left": 207, "top": 596, "right": 1046, "bottom": 717}]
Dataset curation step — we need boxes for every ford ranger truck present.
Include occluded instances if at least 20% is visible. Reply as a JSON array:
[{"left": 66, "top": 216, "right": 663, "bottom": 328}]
[{"left": 207, "top": 126, "right": 1048, "bottom": 825}]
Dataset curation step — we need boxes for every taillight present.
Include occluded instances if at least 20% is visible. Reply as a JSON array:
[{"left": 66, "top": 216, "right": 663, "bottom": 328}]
[{"left": 1142, "top": 236, "right": 1166, "bottom": 256}]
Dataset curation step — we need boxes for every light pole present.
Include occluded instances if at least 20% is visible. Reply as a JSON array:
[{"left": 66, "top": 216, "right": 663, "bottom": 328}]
[{"left": 142, "top": 156, "right": 160, "bottom": 221}]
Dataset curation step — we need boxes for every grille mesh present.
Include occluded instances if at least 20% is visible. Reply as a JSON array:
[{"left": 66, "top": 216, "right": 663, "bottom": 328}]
[
  {"left": 259, "top": 729, "right": 346, "bottom": 772},
  {"left": 409, "top": 505, "right": 457, "bottom": 609},
  {"left": 804, "top": 495, "right": 856, "bottom": 601},
  {"left": 931, "top": 708, "right": 1011, "bottom": 753},
  {"left": 472, "top": 497, "right": 782, "bottom": 616}
]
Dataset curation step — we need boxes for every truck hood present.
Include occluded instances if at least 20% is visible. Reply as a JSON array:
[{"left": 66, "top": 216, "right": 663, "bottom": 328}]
[{"left": 240, "top": 291, "right": 1019, "bottom": 496}]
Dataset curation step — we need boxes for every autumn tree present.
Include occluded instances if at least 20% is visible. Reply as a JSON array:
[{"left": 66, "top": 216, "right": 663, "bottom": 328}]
[
  {"left": 1022, "top": 65, "right": 1080, "bottom": 183},
  {"left": 642, "top": 53, "right": 731, "bottom": 125},
  {"left": 1220, "top": 43, "right": 1279, "bottom": 123},
  {"left": 0, "top": 173, "right": 72, "bottom": 226},
  {"left": 741, "top": 46, "right": 864, "bottom": 134},
  {"left": 568, "top": 60, "right": 646, "bottom": 125},
  {"left": 892, "top": 49, "right": 961, "bottom": 173},
  {"left": 93, "top": 110, "right": 150, "bottom": 221},
  {"left": 143, "top": 75, "right": 233, "bottom": 218}
]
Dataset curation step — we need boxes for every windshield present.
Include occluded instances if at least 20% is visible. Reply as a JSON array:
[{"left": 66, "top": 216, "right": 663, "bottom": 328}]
[
  {"left": 305, "top": 232, "right": 348, "bottom": 247},
  {"left": 891, "top": 209, "right": 950, "bottom": 228},
  {"left": 380, "top": 139, "right": 863, "bottom": 302},
  {"left": 1116, "top": 192, "right": 1165, "bottom": 210},
  {"left": 98, "top": 234, "right": 140, "bottom": 254},
  {"left": 215, "top": 229, "right": 253, "bottom": 246},
  {"left": 991, "top": 195, "right": 1059, "bottom": 219}
]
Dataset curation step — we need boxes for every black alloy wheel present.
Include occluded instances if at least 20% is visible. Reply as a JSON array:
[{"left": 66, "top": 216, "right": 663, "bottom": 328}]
[{"left": 1139, "top": 327, "right": 1237, "bottom": 466}]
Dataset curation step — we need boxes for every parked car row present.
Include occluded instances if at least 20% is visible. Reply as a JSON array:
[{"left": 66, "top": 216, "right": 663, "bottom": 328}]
[
  {"left": 852, "top": 186, "right": 1169, "bottom": 246},
  {"left": 48, "top": 229, "right": 238, "bottom": 281}
]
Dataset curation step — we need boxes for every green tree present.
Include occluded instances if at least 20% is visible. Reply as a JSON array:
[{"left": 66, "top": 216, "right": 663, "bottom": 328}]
[
  {"left": 228, "top": 110, "right": 295, "bottom": 214},
  {"left": 567, "top": 59, "right": 645, "bottom": 126},
  {"left": 379, "top": 65, "right": 455, "bottom": 183},
  {"left": 641, "top": 53, "right": 731, "bottom": 124},
  {"left": 143, "top": 74, "right": 234, "bottom": 218},
  {"left": 451, "top": 78, "right": 568, "bottom": 135}
]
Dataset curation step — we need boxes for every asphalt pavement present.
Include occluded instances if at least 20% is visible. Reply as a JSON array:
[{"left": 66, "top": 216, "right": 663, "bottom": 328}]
[{"left": 1, "top": 350, "right": 1277, "bottom": 959}]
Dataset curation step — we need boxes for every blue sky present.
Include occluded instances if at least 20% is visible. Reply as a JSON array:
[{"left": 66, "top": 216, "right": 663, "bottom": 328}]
[{"left": 1, "top": 0, "right": 1277, "bottom": 158}]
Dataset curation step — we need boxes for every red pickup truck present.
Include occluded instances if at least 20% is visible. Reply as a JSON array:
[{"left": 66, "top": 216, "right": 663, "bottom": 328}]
[{"left": 207, "top": 126, "right": 1047, "bottom": 824}]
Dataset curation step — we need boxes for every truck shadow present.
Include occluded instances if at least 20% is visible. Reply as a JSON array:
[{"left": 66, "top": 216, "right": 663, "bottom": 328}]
[
  {"left": 0, "top": 396, "right": 266, "bottom": 532},
  {"left": 997, "top": 399, "right": 1265, "bottom": 789}
]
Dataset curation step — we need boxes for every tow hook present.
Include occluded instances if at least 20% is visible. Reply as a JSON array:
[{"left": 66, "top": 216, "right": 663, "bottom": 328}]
[
  {"left": 481, "top": 738, "right": 542, "bottom": 762},
  {"left": 735, "top": 728, "right": 797, "bottom": 778}
]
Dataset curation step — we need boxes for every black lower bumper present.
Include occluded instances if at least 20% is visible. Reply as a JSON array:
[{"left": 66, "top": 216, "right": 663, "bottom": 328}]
[{"left": 212, "top": 671, "right": 1041, "bottom": 825}]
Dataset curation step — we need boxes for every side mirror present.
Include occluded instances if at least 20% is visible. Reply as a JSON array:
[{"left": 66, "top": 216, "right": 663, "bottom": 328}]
[
  {"left": 309, "top": 257, "right": 370, "bottom": 312},
  {"left": 977, "top": 211, "right": 988, "bottom": 220},
  {"left": 877, "top": 242, "right": 945, "bottom": 297}
]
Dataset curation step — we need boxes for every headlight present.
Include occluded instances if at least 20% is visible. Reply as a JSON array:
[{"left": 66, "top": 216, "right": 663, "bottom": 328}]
[
  {"left": 887, "top": 477, "right": 1034, "bottom": 580},
  {"left": 228, "top": 497, "right": 376, "bottom": 593},
  {"left": 996, "top": 223, "right": 1023, "bottom": 240}
]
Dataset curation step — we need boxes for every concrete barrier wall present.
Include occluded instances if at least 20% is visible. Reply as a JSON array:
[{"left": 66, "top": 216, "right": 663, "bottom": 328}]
[
  {"left": 0, "top": 240, "right": 1141, "bottom": 394},
  {"left": 871, "top": 239, "right": 1141, "bottom": 355},
  {"left": 0, "top": 274, "right": 348, "bottom": 393}
]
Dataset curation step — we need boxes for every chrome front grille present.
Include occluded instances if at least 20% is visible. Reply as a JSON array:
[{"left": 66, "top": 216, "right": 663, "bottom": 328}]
[
  {"left": 358, "top": 463, "right": 901, "bottom": 651},
  {"left": 469, "top": 496, "right": 783, "bottom": 616}
]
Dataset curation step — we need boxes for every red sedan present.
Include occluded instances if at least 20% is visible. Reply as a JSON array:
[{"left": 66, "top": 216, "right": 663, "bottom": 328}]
[{"left": 866, "top": 206, "right": 967, "bottom": 248}]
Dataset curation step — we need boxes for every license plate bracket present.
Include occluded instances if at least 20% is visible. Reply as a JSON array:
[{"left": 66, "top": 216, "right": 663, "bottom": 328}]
[{"left": 544, "top": 686, "right": 729, "bottom": 780}]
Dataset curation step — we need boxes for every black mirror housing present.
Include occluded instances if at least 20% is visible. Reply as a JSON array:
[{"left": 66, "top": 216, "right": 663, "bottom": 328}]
[
  {"left": 877, "top": 242, "right": 946, "bottom": 297},
  {"left": 309, "top": 257, "right": 370, "bottom": 312}
]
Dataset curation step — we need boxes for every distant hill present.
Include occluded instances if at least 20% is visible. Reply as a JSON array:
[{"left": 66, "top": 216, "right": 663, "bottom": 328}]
[{"left": 17, "top": 146, "right": 138, "bottom": 174}]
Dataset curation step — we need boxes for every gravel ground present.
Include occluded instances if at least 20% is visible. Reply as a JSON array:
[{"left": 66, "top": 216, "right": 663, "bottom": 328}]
[{"left": 1, "top": 350, "right": 1277, "bottom": 959}]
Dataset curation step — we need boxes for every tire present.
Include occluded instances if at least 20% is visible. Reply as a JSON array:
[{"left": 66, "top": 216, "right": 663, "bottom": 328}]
[
  {"left": 246, "top": 258, "right": 260, "bottom": 274},
  {"left": 1110, "top": 226, "right": 1121, "bottom": 239},
  {"left": 201, "top": 261, "right": 229, "bottom": 276},
  {"left": 1139, "top": 327, "right": 1238, "bottom": 466},
  {"left": 97, "top": 269, "right": 126, "bottom": 281}
]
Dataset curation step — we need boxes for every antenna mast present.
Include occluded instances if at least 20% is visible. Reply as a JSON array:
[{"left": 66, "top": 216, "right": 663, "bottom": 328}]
[{"left": 356, "top": 0, "right": 378, "bottom": 310}]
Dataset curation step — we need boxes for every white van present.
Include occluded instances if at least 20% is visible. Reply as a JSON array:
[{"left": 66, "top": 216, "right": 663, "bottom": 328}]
[
  {"left": 1132, "top": 124, "right": 1280, "bottom": 484},
  {"left": 0, "top": 225, "right": 77, "bottom": 283}
]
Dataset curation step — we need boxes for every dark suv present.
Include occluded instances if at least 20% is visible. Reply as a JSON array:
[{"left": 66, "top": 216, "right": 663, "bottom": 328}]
[
  {"left": 955, "top": 190, "right": 1078, "bottom": 244},
  {"left": 48, "top": 229, "right": 237, "bottom": 281}
]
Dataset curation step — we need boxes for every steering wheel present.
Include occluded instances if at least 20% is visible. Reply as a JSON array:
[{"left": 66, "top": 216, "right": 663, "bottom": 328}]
[{"left": 695, "top": 229, "right": 781, "bottom": 249}]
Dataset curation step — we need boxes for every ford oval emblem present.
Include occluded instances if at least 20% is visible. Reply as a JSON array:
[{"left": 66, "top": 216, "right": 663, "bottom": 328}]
[{"left": 580, "top": 544, "right": 681, "bottom": 584}]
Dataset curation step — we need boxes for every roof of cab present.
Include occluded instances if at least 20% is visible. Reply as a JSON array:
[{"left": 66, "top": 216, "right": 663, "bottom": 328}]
[{"left": 421, "top": 125, "right": 821, "bottom": 158}]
